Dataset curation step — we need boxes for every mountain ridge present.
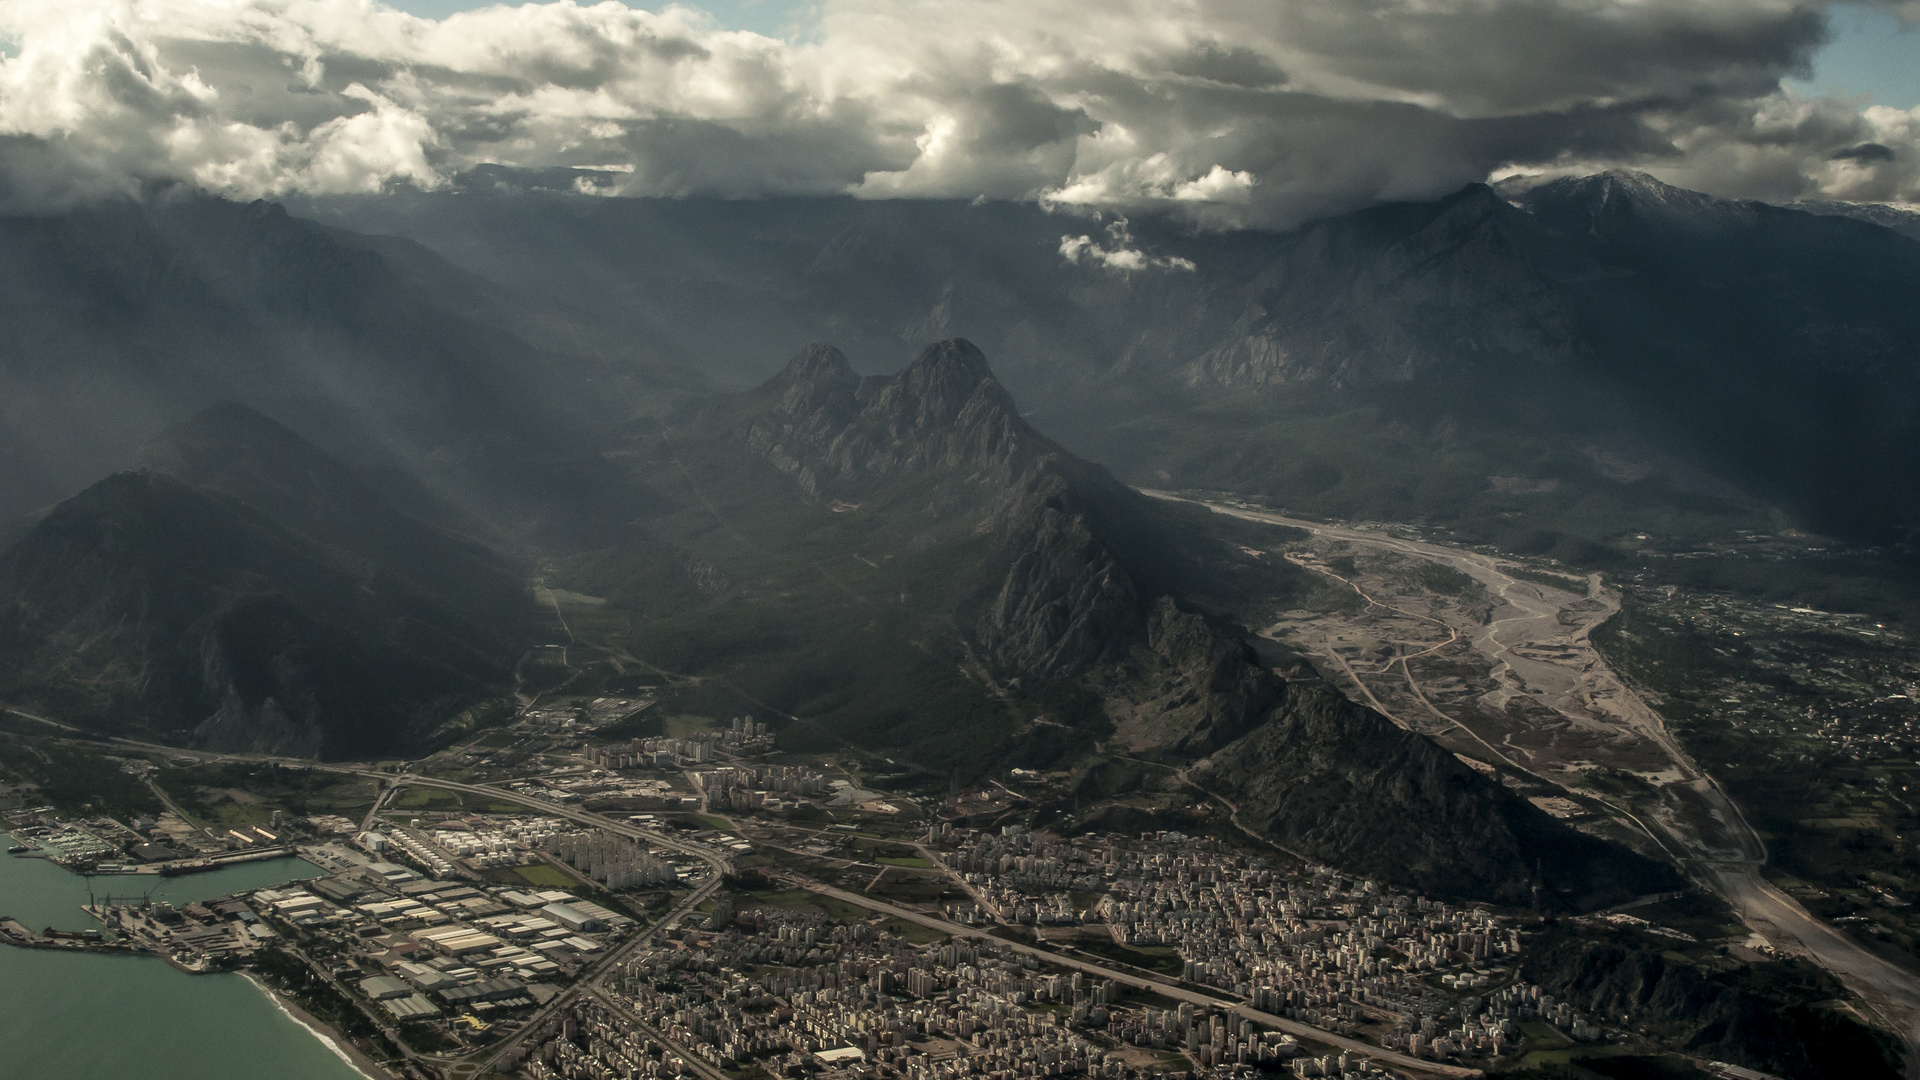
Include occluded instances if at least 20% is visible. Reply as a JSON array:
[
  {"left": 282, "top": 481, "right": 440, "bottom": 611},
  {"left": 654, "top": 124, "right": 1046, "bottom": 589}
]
[
  {"left": 625, "top": 338, "right": 1677, "bottom": 906},
  {"left": 0, "top": 406, "right": 534, "bottom": 758},
  {"left": 297, "top": 173, "right": 1920, "bottom": 544}
]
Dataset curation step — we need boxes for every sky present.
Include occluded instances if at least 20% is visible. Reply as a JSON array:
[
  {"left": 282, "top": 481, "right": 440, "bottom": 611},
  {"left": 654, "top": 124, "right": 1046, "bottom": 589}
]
[
  {"left": 1790, "top": 5, "right": 1920, "bottom": 109},
  {"left": 388, "top": 0, "right": 812, "bottom": 37},
  {"left": 389, "top": 0, "right": 1920, "bottom": 108},
  {"left": 0, "top": 0, "right": 1916, "bottom": 225}
]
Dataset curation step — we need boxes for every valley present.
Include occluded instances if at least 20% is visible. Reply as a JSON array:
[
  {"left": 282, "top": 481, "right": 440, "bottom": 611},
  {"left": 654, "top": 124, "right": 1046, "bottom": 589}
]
[
  {"left": 4, "top": 331, "right": 1905, "bottom": 1078},
  {"left": 1143, "top": 493, "right": 1920, "bottom": 1060},
  {"left": 0, "top": 0, "right": 1917, "bottom": 1069},
  {"left": 0, "top": 164, "right": 1916, "bottom": 1080}
]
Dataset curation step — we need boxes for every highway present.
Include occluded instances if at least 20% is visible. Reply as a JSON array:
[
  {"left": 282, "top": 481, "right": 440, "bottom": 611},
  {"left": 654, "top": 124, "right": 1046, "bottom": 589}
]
[
  {"left": 384, "top": 774, "right": 735, "bottom": 876},
  {"left": 372, "top": 774, "right": 735, "bottom": 1079},
  {"left": 778, "top": 876, "right": 1480, "bottom": 1079},
  {"left": 1143, "top": 492, "right": 1920, "bottom": 1063}
]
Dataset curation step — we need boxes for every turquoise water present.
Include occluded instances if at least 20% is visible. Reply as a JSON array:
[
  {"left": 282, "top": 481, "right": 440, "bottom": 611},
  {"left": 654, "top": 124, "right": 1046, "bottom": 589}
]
[{"left": 0, "top": 835, "right": 373, "bottom": 1080}]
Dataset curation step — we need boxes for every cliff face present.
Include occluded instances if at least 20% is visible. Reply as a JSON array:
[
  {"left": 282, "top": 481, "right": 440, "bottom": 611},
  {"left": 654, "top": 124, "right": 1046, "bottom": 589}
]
[
  {"left": 745, "top": 339, "right": 1151, "bottom": 677},
  {"left": 975, "top": 470, "right": 1142, "bottom": 677},
  {"left": 1142, "top": 599, "right": 1286, "bottom": 754}
]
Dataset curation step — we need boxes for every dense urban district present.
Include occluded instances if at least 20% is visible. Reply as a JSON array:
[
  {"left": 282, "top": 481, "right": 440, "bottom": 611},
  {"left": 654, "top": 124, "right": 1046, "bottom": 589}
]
[{"left": 0, "top": 681, "right": 1887, "bottom": 1080}]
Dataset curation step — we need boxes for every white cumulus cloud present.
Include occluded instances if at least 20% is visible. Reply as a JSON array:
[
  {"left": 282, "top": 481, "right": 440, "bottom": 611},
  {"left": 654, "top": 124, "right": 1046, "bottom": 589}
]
[{"left": 1059, "top": 218, "right": 1197, "bottom": 273}]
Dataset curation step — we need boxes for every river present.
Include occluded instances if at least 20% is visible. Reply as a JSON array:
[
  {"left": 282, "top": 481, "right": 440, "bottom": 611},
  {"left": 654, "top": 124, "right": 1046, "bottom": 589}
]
[{"left": 0, "top": 834, "right": 374, "bottom": 1080}]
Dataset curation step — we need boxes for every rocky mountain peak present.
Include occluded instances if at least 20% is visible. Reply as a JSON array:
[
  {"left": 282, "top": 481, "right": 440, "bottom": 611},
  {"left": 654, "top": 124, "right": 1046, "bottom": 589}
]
[
  {"left": 765, "top": 342, "right": 863, "bottom": 440},
  {"left": 1510, "top": 168, "right": 1755, "bottom": 232},
  {"left": 870, "top": 338, "right": 1000, "bottom": 428},
  {"left": 770, "top": 342, "right": 860, "bottom": 401},
  {"left": 749, "top": 338, "right": 1037, "bottom": 488}
]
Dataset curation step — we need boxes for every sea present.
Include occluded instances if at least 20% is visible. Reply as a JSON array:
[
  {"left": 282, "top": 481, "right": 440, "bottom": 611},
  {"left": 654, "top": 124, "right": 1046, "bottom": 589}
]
[{"left": 0, "top": 833, "right": 374, "bottom": 1080}]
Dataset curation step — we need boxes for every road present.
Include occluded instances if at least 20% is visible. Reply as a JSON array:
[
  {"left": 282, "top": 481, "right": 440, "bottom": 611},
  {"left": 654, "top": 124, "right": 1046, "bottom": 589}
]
[
  {"left": 781, "top": 876, "right": 1480, "bottom": 1079},
  {"left": 581, "top": 984, "right": 734, "bottom": 1080},
  {"left": 144, "top": 775, "right": 222, "bottom": 846},
  {"left": 1143, "top": 491, "right": 1920, "bottom": 1062},
  {"left": 456, "top": 869, "right": 724, "bottom": 1079},
  {"left": 385, "top": 775, "right": 734, "bottom": 875},
  {"left": 382, "top": 774, "right": 734, "bottom": 1079}
]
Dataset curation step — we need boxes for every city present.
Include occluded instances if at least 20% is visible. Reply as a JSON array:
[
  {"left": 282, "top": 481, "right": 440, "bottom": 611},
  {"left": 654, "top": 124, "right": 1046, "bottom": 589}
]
[{"left": 3, "top": 705, "right": 1660, "bottom": 1080}]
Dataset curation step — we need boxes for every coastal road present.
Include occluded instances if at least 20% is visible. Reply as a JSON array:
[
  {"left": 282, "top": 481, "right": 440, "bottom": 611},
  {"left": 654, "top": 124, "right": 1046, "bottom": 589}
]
[
  {"left": 779, "top": 875, "right": 1480, "bottom": 1079},
  {"left": 1144, "top": 492, "right": 1920, "bottom": 1061}
]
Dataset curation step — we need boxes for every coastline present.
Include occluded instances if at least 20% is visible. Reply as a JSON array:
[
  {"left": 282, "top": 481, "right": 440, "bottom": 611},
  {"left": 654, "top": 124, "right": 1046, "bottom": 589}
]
[{"left": 241, "top": 970, "right": 395, "bottom": 1080}]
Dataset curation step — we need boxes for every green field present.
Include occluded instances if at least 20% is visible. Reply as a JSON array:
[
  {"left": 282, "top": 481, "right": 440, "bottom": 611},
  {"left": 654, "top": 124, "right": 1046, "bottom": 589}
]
[
  {"left": 880, "top": 917, "right": 949, "bottom": 944},
  {"left": 514, "top": 863, "right": 580, "bottom": 889},
  {"left": 1073, "top": 934, "right": 1184, "bottom": 975},
  {"left": 739, "top": 888, "right": 879, "bottom": 924},
  {"left": 391, "top": 786, "right": 468, "bottom": 811}
]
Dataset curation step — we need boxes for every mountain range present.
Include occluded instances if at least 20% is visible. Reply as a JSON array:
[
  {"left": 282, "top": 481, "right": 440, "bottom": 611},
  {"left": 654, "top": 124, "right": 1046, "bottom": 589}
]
[
  {"left": 297, "top": 169, "right": 1920, "bottom": 548},
  {"left": 6, "top": 172, "right": 1914, "bottom": 551},
  {"left": 0, "top": 330, "right": 1674, "bottom": 906},
  {"left": 0, "top": 168, "right": 1900, "bottom": 905},
  {"left": 562, "top": 337, "right": 1678, "bottom": 907}
]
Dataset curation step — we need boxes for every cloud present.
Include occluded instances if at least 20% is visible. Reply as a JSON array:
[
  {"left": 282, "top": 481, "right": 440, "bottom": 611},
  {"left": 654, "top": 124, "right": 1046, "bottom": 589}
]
[
  {"left": 0, "top": 0, "right": 1914, "bottom": 222},
  {"left": 1059, "top": 217, "right": 1196, "bottom": 273}
]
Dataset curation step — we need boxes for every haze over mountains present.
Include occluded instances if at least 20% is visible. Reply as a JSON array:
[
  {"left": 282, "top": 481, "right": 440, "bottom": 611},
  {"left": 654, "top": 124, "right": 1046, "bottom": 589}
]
[
  {"left": 0, "top": 406, "right": 535, "bottom": 758},
  {"left": 0, "top": 168, "right": 1910, "bottom": 909},
  {"left": 0, "top": 193, "right": 662, "bottom": 545},
  {"left": 5, "top": 170, "right": 1914, "bottom": 554},
  {"left": 3, "top": 5, "right": 1919, "bottom": 1075},
  {"left": 298, "top": 169, "right": 1920, "bottom": 547}
]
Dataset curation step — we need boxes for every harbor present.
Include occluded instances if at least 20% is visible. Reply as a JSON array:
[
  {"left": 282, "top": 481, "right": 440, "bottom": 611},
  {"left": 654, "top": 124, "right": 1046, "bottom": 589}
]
[{"left": 0, "top": 831, "right": 375, "bottom": 1080}]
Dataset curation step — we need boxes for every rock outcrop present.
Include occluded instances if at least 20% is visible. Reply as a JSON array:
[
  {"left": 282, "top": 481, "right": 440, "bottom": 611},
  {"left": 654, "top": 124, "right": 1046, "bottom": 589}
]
[
  {"left": 749, "top": 339, "right": 1036, "bottom": 484},
  {"left": 1190, "top": 673, "right": 1679, "bottom": 907}
]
